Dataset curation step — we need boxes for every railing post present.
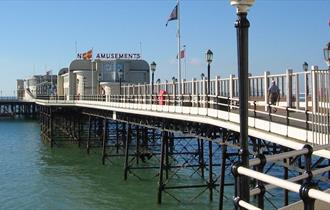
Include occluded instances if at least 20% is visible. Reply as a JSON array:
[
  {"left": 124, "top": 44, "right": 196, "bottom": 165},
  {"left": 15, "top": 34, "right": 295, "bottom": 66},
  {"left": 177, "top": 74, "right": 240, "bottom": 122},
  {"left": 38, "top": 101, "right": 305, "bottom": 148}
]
[
  {"left": 144, "top": 83, "right": 147, "bottom": 104},
  {"left": 311, "top": 66, "right": 319, "bottom": 113},
  {"left": 173, "top": 82, "right": 176, "bottom": 106},
  {"left": 295, "top": 74, "right": 300, "bottom": 109},
  {"left": 215, "top": 76, "right": 220, "bottom": 110},
  {"left": 286, "top": 69, "right": 293, "bottom": 108},
  {"left": 192, "top": 78, "right": 196, "bottom": 107},
  {"left": 254, "top": 101, "right": 257, "bottom": 119},
  {"left": 264, "top": 71, "right": 270, "bottom": 111},
  {"left": 229, "top": 74, "right": 234, "bottom": 100}
]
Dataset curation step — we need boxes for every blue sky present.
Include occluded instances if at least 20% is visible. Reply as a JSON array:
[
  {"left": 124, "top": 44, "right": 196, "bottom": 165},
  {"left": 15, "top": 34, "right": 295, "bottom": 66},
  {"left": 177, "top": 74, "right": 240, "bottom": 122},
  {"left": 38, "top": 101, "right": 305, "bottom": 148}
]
[{"left": 0, "top": 0, "right": 329, "bottom": 95}]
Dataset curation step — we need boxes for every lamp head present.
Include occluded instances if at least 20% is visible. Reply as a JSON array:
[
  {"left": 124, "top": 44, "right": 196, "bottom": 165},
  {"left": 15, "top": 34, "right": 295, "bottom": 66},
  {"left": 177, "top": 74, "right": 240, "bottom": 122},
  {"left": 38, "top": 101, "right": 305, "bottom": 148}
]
[
  {"left": 118, "top": 68, "right": 123, "bottom": 76},
  {"left": 172, "top": 76, "right": 177, "bottom": 83},
  {"left": 150, "top": 61, "right": 156, "bottom": 73},
  {"left": 230, "top": 0, "right": 255, "bottom": 13},
  {"left": 303, "top": 62, "right": 308, "bottom": 71},
  {"left": 200, "top": 73, "right": 205, "bottom": 79},
  {"left": 206, "top": 49, "right": 213, "bottom": 64},
  {"left": 324, "top": 42, "right": 330, "bottom": 67}
]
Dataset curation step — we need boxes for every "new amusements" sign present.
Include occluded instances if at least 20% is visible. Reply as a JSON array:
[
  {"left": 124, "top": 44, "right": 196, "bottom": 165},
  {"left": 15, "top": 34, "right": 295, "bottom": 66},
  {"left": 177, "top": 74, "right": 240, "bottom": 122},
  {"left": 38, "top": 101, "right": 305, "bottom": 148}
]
[{"left": 77, "top": 53, "right": 141, "bottom": 60}]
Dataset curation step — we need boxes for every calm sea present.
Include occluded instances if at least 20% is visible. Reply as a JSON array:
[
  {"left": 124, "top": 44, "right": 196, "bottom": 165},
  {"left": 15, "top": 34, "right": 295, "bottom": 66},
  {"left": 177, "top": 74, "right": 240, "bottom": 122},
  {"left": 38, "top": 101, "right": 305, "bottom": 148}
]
[{"left": 0, "top": 119, "right": 233, "bottom": 210}]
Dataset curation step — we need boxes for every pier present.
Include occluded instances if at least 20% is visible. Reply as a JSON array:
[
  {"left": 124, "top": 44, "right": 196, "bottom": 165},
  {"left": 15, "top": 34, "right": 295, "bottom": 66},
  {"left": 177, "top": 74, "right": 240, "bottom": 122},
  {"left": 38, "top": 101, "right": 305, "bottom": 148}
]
[{"left": 7, "top": 68, "right": 329, "bottom": 209}]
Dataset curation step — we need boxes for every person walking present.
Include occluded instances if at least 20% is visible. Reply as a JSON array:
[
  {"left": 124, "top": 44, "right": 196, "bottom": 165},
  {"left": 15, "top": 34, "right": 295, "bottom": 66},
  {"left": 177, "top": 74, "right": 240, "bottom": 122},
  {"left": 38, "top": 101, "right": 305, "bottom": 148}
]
[{"left": 268, "top": 80, "right": 280, "bottom": 112}]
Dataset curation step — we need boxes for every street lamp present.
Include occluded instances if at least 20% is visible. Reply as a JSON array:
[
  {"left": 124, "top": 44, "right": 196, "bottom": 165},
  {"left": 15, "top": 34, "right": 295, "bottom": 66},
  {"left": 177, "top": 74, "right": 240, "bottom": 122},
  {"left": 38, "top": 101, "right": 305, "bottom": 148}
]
[
  {"left": 200, "top": 73, "right": 205, "bottom": 79},
  {"left": 324, "top": 42, "right": 330, "bottom": 68},
  {"left": 231, "top": 0, "right": 255, "bottom": 206},
  {"left": 303, "top": 62, "right": 308, "bottom": 72},
  {"left": 303, "top": 62, "right": 309, "bottom": 96},
  {"left": 206, "top": 49, "right": 213, "bottom": 108},
  {"left": 119, "top": 68, "right": 123, "bottom": 95},
  {"left": 150, "top": 61, "right": 156, "bottom": 100}
]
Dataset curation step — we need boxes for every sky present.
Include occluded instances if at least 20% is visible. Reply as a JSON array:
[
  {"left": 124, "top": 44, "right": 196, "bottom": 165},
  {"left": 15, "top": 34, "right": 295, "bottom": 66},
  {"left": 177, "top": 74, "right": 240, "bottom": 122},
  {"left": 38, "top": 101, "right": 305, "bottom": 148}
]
[{"left": 0, "top": 0, "right": 329, "bottom": 95}]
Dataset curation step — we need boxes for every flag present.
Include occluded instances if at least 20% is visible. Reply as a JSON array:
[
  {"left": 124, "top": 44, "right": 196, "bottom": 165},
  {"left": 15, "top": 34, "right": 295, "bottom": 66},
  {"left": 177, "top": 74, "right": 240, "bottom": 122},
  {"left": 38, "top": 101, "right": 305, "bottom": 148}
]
[
  {"left": 83, "top": 49, "right": 93, "bottom": 60},
  {"left": 46, "top": 70, "right": 52, "bottom": 75},
  {"left": 328, "top": 19, "right": 330, "bottom": 27},
  {"left": 176, "top": 49, "right": 185, "bottom": 59},
  {"left": 166, "top": 4, "right": 178, "bottom": 26}
]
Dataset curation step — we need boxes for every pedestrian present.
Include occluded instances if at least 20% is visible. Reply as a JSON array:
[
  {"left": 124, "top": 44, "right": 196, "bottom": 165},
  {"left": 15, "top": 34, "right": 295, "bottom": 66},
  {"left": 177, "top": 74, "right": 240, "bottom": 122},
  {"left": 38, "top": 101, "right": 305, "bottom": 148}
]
[{"left": 268, "top": 80, "right": 280, "bottom": 112}]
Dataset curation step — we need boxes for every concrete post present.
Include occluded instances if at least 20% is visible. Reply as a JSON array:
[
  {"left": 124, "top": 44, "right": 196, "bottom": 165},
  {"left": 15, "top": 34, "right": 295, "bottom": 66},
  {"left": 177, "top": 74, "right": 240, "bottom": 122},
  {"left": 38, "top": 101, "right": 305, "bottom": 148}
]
[
  {"left": 202, "top": 77, "right": 206, "bottom": 107},
  {"left": 182, "top": 79, "right": 186, "bottom": 95},
  {"left": 144, "top": 83, "right": 147, "bottom": 104},
  {"left": 256, "top": 78, "right": 259, "bottom": 97},
  {"left": 286, "top": 69, "right": 293, "bottom": 108},
  {"left": 295, "top": 74, "right": 300, "bottom": 109},
  {"left": 192, "top": 78, "right": 196, "bottom": 106},
  {"left": 264, "top": 71, "right": 270, "bottom": 111},
  {"left": 311, "top": 65, "right": 319, "bottom": 113},
  {"left": 215, "top": 76, "right": 220, "bottom": 96},
  {"left": 165, "top": 80, "right": 168, "bottom": 92},
  {"left": 229, "top": 74, "right": 234, "bottom": 99}
]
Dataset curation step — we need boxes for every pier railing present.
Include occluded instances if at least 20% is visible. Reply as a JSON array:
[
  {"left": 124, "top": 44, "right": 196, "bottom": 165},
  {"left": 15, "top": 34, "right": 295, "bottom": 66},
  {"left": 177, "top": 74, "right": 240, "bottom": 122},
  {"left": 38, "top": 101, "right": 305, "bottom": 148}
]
[
  {"left": 36, "top": 91, "right": 329, "bottom": 146},
  {"left": 32, "top": 68, "right": 330, "bottom": 146},
  {"left": 121, "top": 69, "right": 314, "bottom": 110}
]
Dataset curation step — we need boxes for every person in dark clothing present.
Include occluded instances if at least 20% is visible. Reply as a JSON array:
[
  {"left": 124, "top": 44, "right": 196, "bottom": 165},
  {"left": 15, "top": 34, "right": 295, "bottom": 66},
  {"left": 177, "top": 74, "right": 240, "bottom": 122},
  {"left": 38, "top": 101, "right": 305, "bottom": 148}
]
[{"left": 268, "top": 80, "right": 280, "bottom": 112}]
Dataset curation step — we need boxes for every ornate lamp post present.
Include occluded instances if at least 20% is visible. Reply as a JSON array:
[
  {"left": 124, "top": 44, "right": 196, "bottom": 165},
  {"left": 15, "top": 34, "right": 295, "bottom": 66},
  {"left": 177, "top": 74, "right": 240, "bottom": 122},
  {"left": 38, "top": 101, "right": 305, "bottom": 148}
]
[
  {"left": 150, "top": 62, "right": 157, "bottom": 101},
  {"left": 206, "top": 49, "right": 213, "bottom": 108},
  {"left": 230, "top": 0, "right": 255, "bottom": 205},
  {"left": 324, "top": 42, "right": 330, "bottom": 68}
]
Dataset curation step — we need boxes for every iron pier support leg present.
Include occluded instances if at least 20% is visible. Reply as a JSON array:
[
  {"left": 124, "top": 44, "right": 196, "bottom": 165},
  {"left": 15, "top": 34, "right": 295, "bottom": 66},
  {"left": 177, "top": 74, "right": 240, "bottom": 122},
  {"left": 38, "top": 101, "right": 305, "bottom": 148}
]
[
  {"left": 283, "top": 147, "right": 289, "bottom": 206},
  {"left": 116, "top": 121, "right": 119, "bottom": 154},
  {"left": 124, "top": 123, "right": 131, "bottom": 180},
  {"left": 102, "top": 118, "right": 108, "bottom": 165},
  {"left": 199, "top": 138, "right": 205, "bottom": 179},
  {"left": 165, "top": 132, "right": 169, "bottom": 180},
  {"left": 136, "top": 126, "right": 140, "bottom": 165},
  {"left": 208, "top": 140, "right": 213, "bottom": 202},
  {"left": 87, "top": 116, "right": 91, "bottom": 154},
  {"left": 157, "top": 131, "right": 167, "bottom": 204},
  {"left": 218, "top": 137, "right": 227, "bottom": 210},
  {"left": 49, "top": 107, "right": 53, "bottom": 148}
]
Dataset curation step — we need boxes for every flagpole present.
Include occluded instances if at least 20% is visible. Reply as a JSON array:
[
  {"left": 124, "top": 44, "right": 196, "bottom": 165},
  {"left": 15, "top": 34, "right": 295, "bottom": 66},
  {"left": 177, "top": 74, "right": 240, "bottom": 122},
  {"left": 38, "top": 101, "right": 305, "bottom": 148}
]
[
  {"left": 91, "top": 48, "right": 94, "bottom": 96},
  {"left": 177, "top": 0, "right": 181, "bottom": 95},
  {"left": 184, "top": 45, "right": 187, "bottom": 79}
]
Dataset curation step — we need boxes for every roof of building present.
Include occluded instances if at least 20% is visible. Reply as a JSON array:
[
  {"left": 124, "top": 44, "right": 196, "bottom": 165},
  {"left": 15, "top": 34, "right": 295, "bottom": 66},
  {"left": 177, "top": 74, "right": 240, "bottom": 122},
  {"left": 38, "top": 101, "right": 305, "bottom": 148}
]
[
  {"left": 58, "top": 68, "right": 68, "bottom": 75},
  {"left": 69, "top": 59, "right": 92, "bottom": 71}
]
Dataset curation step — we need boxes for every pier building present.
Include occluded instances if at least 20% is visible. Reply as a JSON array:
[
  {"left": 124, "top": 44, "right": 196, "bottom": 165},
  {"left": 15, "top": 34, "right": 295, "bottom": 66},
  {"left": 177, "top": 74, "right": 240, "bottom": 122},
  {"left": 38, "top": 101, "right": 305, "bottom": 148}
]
[
  {"left": 56, "top": 58, "right": 150, "bottom": 98},
  {"left": 23, "top": 74, "right": 57, "bottom": 98}
]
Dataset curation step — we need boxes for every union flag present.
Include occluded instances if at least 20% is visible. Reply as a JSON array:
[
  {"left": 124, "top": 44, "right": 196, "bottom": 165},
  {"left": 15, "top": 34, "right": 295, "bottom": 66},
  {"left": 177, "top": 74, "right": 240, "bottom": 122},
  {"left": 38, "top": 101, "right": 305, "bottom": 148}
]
[
  {"left": 83, "top": 49, "right": 93, "bottom": 60},
  {"left": 166, "top": 4, "right": 178, "bottom": 26}
]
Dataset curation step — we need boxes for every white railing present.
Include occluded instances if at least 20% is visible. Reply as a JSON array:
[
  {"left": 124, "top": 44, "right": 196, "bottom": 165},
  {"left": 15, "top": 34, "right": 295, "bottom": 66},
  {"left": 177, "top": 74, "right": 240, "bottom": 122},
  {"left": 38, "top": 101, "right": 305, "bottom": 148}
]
[{"left": 35, "top": 91, "right": 330, "bottom": 146}]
